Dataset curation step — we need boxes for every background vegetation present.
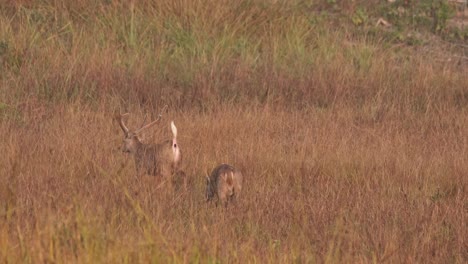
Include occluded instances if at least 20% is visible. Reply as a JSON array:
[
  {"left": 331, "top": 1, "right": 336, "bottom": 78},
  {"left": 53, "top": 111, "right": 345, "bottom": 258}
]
[{"left": 1, "top": 0, "right": 467, "bottom": 262}]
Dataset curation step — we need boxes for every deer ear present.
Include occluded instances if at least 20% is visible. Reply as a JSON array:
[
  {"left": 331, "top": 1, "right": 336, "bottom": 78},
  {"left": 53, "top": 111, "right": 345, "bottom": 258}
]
[{"left": 205, "top": 175, "right": 210, "bottom": 182}]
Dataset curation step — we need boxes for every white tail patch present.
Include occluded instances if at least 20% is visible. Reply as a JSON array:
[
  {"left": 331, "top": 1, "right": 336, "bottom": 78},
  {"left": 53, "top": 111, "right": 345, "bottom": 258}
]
[
  {"left": 171, "top": 121, "right": 178, "bottom": 139},
  {"left": 171, "top": 121, "right": 181, "bottom": 163}
]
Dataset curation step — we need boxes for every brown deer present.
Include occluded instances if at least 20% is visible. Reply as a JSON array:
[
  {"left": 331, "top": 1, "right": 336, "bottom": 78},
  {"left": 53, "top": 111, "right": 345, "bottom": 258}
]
[
  {"left": 205, "top": 164, "right": 243, "bottom": 207},
  {"left": 116, "top": 108, "right": 181, "bottom": 180}
]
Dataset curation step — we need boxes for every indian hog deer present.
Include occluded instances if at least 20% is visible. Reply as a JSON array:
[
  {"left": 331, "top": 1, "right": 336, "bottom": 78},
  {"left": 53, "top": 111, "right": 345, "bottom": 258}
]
[
  {"left": 205, "top": 164, "right": 243, "bottom": 207},
  {"left": 116, "top": 110, "right": 182, "bottom": 179}
]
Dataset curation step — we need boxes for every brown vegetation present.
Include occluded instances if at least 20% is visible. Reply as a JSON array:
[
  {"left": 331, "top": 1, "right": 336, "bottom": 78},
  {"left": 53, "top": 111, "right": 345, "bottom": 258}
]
[{"left": 0, "top": 0, "right": 467, "bottom": 263}]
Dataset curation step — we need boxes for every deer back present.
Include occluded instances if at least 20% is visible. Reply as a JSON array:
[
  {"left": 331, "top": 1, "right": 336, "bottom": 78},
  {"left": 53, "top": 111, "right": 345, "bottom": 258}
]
[
  {"left": 135, "top": 139, "right": 181, "bottom": 178},
  {"left": 206, "top": 164, "right": 243, "bottom": 205}
]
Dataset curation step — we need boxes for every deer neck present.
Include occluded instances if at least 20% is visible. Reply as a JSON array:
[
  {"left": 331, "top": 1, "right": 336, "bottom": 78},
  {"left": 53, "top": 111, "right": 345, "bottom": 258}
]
[{"left": 131, "top": 139, "right": 145, "bottom": 155}]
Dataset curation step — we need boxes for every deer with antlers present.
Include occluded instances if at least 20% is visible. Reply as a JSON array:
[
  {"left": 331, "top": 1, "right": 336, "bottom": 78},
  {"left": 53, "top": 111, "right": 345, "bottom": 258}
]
[{"left": 115, "top": 106, "right": 182, "bottom": 180}]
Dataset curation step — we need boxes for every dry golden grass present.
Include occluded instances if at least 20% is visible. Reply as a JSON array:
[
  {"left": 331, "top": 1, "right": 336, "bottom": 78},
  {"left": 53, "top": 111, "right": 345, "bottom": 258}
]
[
  {"left": 0, "top": 0, "right": 467, "bottom": 263},
  {"left": 0, "top": 101, "right": 466, "bottom": 263}
]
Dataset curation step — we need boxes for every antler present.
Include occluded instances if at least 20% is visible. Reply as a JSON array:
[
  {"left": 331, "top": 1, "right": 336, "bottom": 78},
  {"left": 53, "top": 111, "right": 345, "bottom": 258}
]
[
  {"left": 116, "top": 112, "right": 130, "bottom": 135},
  {"left": 134, "top": 105, "right": 168, "bottom": 134}
]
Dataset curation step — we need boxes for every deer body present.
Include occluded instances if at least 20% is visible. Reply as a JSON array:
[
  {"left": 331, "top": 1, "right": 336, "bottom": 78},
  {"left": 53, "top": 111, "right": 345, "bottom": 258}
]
[
  {"left": 116, "top": 109, "right": 181, "bottom": 179},
  {"left": 132, "top": 139, "right": 180, "bottom": 177},
  {"left": 206, "top": 164, "right": 243, "bottom": 207}
]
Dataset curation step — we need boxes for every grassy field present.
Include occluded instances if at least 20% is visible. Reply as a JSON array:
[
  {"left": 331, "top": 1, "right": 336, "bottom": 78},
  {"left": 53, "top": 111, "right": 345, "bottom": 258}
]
[{"left": 1, "top": 1, "right": 467, "bottom": 263}]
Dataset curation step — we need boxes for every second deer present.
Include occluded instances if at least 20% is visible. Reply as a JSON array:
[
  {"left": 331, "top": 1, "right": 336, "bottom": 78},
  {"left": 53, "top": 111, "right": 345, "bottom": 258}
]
[{"left": 205, "top": 164, "right": 243, "bottom": 207}]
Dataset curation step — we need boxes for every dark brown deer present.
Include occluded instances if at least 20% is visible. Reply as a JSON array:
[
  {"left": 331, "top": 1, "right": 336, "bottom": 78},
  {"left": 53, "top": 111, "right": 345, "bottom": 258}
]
[{"left": 205, "top": 164, "right": 243, "bottom": 207}]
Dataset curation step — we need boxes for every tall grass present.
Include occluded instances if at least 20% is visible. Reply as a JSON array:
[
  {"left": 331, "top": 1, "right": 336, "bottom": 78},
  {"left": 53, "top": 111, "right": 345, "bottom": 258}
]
[{"left": 0, "top": 0, "right": 467, "bottom": 263}]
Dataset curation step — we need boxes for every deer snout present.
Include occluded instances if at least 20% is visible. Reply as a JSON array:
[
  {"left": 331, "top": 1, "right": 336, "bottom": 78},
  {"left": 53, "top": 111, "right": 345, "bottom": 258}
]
[
  {"left": 122, "top": 147, "right": 131, "bottom": 153},
  {"left": 120, "top": 143, "right": 130, "bottom": 153}
]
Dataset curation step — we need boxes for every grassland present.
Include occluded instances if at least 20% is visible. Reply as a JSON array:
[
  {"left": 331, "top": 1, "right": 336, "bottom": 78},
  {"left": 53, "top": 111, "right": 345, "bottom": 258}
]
[{"left": 0, "top": 0, "right": 467, "bottom": 263}]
